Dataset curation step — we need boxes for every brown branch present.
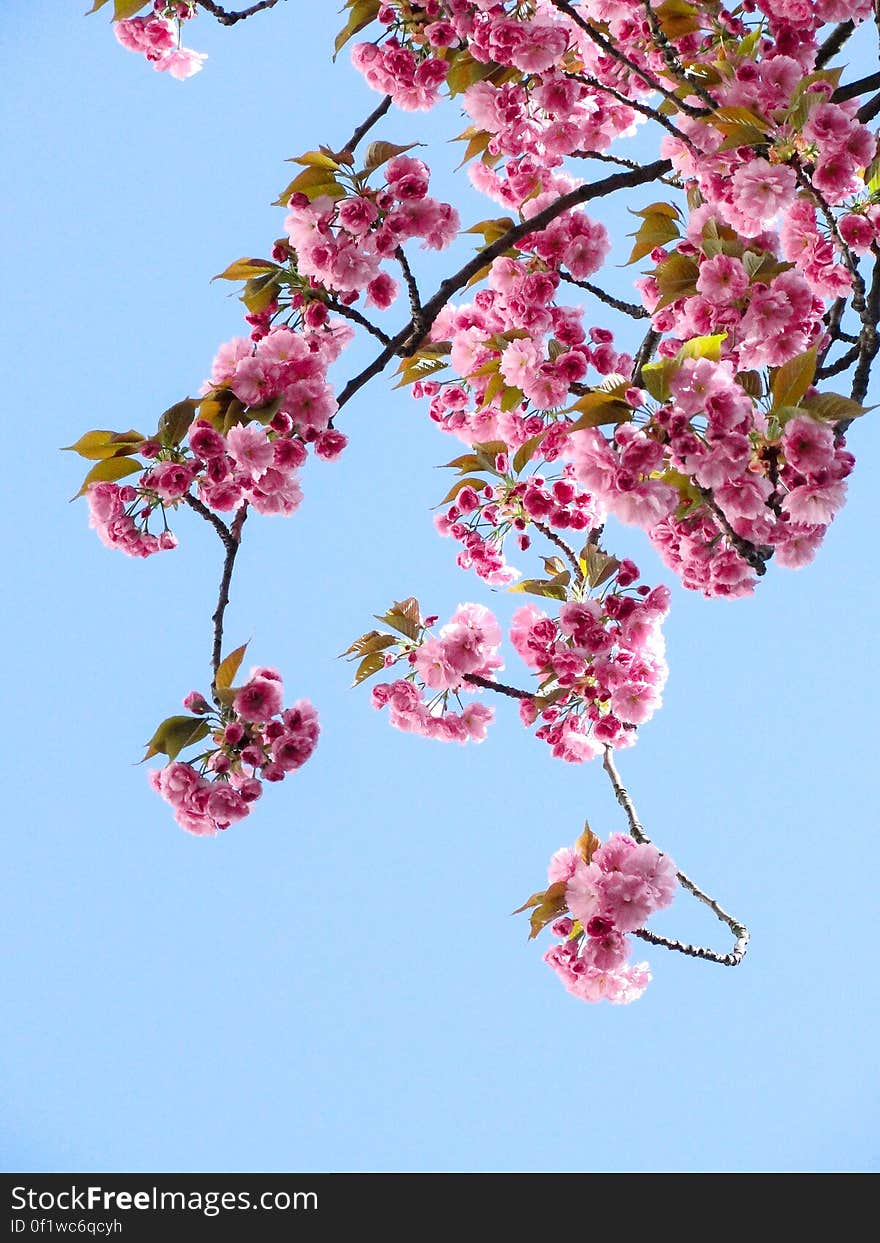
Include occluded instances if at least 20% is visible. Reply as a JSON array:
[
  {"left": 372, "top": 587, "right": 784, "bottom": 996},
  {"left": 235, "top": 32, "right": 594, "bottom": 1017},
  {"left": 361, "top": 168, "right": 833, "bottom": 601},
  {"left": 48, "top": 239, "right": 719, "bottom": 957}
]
[
  {"left": 858, "top": 91, "right": 880, "bottom": 125},
  {"left": 698, "top": 486, "right": 772, "bottom": 575},
  {"left": 560, "top": 273, "right": 650, "bottom": 320},
  {"left": 603, "top": 748, "right": 750, "bottom": 967},
  {"left": 640, "top": 0, "right": 717, "bottom": 113},
  {"left": 395, "top": 246, "right": 424, "bottom": 342},
  {"left": 210, "top": 506, "right": 248, "bottom": 696},
  {"left": 336, "top": 159, "right": 672, "bottom": 409},
  {"left": 184, "top": 495, "right": 248, "bottom": 700},
  {"left": 342, "top": 95, "right": 392, "bottom": 156},
  {"left": 325, "top": 298, "right": 392, "bottom": 347},
  {"left": 196, "top": 0, "right": 281, "bottom": 25},
  {"left": 833, "top": 71, "right": 880, "bottom": 103},
  {"left": 463, "top": 673, "right": 532, "bottom": 700},
  {"left": 815, "top": 20, "right": 855, "bottom": 68},
  {"left": 632, "top": 328, "right": 661, "bottom": 385},
  {"left": 531, "top": 520, "right": 585, "bottom": 584}
]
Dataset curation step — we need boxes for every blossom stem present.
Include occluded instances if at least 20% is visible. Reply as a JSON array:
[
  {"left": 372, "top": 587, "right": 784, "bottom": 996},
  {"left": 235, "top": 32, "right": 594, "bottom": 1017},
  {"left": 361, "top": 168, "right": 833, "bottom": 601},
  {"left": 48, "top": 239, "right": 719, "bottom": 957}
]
[
  {"left": 341, "top": 95, "right": 392, "bottom": 156},
  {"left": 210, "top": 506, "right": 248, "bottom": 698},
  {"left": 602, "top": 748, "right": 750, "bottom": 967}
]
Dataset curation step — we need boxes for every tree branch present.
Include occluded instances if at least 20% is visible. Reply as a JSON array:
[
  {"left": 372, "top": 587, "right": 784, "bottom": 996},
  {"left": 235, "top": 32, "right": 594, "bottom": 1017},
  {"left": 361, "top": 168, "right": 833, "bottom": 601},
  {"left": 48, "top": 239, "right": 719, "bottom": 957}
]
[
  {"left": 196, "top": 0, "right": 281, "bottom": 25},
  {"left": 336, "top": 159, "right": 672, "bottom": 409},
  {"left": 183, "top": 495, "right": 248, "bottom": 700},
  {"left": 560, "top": 273, "right": 650, "bottom": 320},
  {"left": 815, "top": 20, "right": 855, "bottom": 68},
  {"left": 463, "top": 673, "right": 532, "bottom": 700},
  {"left": 697, "top": 486, "right": 772, "bottom": 575},
  {"left": 833, "top": 70, "right": 880, "bottom": 103},
  {"left": 341, "top": 95, "right": 392, "bottom": 156},
  {"left": 603, "top": 748, "right": 750, "bottom": 967},
  {"left": 325, "top": 298, "right": 392, "bottom": 347},
  {"left": 531, "top": 520, "right": 585, "bottom": 584},
  {"left": 395, "top": 246, "right": 424, "bottom": 342}
]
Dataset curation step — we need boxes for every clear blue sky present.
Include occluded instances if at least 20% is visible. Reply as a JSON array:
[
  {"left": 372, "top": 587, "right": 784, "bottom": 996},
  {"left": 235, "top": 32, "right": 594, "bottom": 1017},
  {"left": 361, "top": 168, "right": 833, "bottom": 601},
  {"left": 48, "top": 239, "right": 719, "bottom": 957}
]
[{"left": 2, "top": 3, "right": 877, "bottom": 1174}]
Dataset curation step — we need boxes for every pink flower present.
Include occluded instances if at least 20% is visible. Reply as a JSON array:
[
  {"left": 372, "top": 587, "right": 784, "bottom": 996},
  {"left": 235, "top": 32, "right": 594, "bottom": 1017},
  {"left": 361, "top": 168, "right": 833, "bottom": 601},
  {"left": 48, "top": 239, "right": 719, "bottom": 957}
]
[
  {"left": 782, "top": 415, "right": 835, "bottom": 476},
  {"left": 696, "top": 254, "right": 749, "bottom": 303},
  {"left": 729, "top": 158, "right": 797, "bottom": 230},
  {"left": 781, "top": 482, "right": 847, "bottom": 525},
  {"left": 226, "top": 423, "right": 274, "bottom": 477},
  {"left": 233, "top": 676, "right": 284, "bottom": 724}
]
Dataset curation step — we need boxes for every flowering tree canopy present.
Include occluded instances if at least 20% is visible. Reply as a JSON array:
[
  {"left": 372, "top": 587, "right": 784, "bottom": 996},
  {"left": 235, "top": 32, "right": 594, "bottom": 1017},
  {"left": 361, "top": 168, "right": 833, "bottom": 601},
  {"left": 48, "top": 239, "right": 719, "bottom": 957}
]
[{"left": 74, "top": 0, "right": 880, "bottom": 1004}]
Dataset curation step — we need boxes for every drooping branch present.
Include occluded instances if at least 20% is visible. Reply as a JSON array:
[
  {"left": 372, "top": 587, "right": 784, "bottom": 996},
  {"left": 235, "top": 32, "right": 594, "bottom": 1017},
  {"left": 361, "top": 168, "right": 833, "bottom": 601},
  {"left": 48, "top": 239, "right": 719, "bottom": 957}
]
[
  {"left": 337, "top": 158, "right": 672, "bottom": 409},
  {"left": 531, "top": 520, "right": 585, "bottom": 584},
  {"left": 603, "top": 749, "right": 750, "bottom": 967},
  {"left": 325, "top": 298, "right": 392, "bottom": 347},
  {"left": 184, "top": 495, "right": 248, "bottom": 698},
  {"left": 560, "top": 273, "right": 650, "bottom": 320},
  {"left": 209, "top": 505, "right": 248, "bottom": 694},
  {"left": 697, "top": 486, "right": 772, "bottom": 575},
  {"left": 196, "top": 0, "right": 282, "bottom": 25}
]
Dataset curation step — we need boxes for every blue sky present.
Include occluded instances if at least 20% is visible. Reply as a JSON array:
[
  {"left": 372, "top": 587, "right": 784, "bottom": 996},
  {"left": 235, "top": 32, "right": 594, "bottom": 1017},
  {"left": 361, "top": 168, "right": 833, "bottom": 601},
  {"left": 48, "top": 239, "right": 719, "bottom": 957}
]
[{"left": 1, "top": 3, "right": 877, "bottom": 1173}]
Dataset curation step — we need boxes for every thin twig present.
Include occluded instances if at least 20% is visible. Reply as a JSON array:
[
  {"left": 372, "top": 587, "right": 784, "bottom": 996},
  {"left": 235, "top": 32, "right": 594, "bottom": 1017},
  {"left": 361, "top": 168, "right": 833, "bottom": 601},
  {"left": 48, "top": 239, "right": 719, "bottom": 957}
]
[
  {"left": 463, "top": 673, "right": 532, "bottom": 700},
  {"left": 196, "top": 0, "right": 281, "bottom": 25},
  {"left": 342, "top": 95, "right": 392, "bottom": 156},
  {"left": 632, "top": 328, "right": 660, "bottom": 385},
  {"left": 698, "top": 487, "right": 772, "bottom": 575},
  {"left": 561, "top": 273, "right": 649, "bottom": 320},
  {"left": 325, "top": 299, "right": 392, "bottom": 347},
  {"left": 210, "top": 506, "right": 248, "bottom": 696},
  {"left": 395, "top": 246, "right": 424, "bottom": 343},
  {"left": 337, "top": 160, "right": 672, "bottom": 411},
  {"left": 603, "top": 748, "right": 749, "bottom": 967},
  {"left": 531, "top": 520, "right": 585, "bottom": 584},
  {"left": 184, "top": 493, "right": 234, "bottom": 551}
]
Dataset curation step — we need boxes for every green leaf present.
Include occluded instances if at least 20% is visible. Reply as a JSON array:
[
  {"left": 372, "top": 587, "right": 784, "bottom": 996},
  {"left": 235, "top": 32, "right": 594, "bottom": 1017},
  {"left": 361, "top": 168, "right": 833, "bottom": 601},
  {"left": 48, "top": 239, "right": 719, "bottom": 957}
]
[
  {"left": 72, "top": 456, "right": 142, "bottom": 500},
  {"left": 158, "top": 398, "right": 200, "bottom": 447},
  {"left": 333, "top": 0, "right": 380, "bottom": 57},
  {"left": 113, "top": 0, "right": 150, "bottom": 18},
  {"left": 654, "top": 251, "right": 699, "bottom": 309},
  {"left": 801, "top": 392, "right": 871, "bottom": 422},
  {"left": 62, "top": 429, "right": 145, "bottom": 460},
  {"left": 639, "top": 359, "right": 676, "bottom": 403},
  {"left": 242, "top": 273, "right": 281, "bottom": 315},
  {"left": 213, "top": 258, "right": 278, "bottom": 282},
  {"left": 362, "top": 140, "right": 419, "bottom": 173},
  {"left": 625, "top": 209, "right": 680, "bottom": 266},
  {"left": 509, "top": 577, "right": 569, "bottom": 602},
  {"left": 290, "top": 150, "right": 341, "bottom": 171},
  {"left": 677, "top": 333, "right": 727, "bottom": 363},
  {"left": 770, "top": 348, "right": 817, "bottom": 411},
  {"left": 143, "top": 716, "right": 211, "bottom": 764},
  {"left": 654, "top": 0, "right": 701, "bottom": 40},
  {"left": 512, "top": 433, "right": 545, "bottom": 475},
  {"left": 582, "top": 546, "right": 619, "bottom": 588},
  {"left": 353, "top": 651, "right": 388, "bottom": 687},
  {"left": 500, "top": 386, "right": 524, "bottom": 413},
  {"left": 374, "top": 597, "right": 421, "bottom": 642},
  {"left": 512, "top": 880, "right": 568, "bottom": 940},
  {"left": 340, "top": 631, "right": 399, "bottom": 659},
  {"left": 439, "top": 476, "right": 486, "bottom": 505},
  {"left": 85, "top": 0, "right": 112, "bottom": 13},
  {"left": 215, "top": 643, "right": 248, "bottom": 692}
]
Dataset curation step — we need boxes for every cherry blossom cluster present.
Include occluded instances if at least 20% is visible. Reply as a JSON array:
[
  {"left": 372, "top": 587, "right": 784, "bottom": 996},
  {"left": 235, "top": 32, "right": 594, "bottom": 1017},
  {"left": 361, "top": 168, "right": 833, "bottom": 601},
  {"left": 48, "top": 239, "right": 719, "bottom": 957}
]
[
  {"left": 511, "top": 566, "right": 670, "bottom": 762},
  {"left": 364, "top": 603, "right": 501, "bottom": 743},
  {"left": 351, "top": 36, "right": 449, "bottom": 112},
  {"left": 284, "top": 155, "right": 459, "bottom": 307},
  {"left": 113, "top": 2, "right": 206, "bottom": 80},
  {"left": 149, "top": 667, "right": 320, "bottom": 837},
  {"left": 519, "top": 828, "right": 677, "bottom": 1005}
]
